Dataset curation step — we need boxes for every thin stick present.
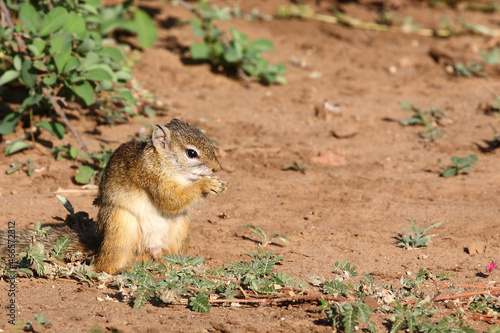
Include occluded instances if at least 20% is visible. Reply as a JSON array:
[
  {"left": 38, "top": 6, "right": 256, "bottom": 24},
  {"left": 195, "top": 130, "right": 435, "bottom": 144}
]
[
  {"left": 209, "top": 294, "right": 347, "bottom": 304},
  {"left": 0, "top": 1, "right": 27, "bottom": 53},
  {"left": 471, "top": 316, "right": 500, "bottom": 323},
  {"left": 434, "top": 289, "right": 500, "bottom": 301},
  {"left": 42, "top": 87, "right": 91, "bottom": 156}
]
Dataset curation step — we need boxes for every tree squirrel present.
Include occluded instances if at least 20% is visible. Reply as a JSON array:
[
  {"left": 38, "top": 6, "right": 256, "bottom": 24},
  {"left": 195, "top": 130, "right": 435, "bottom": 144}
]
[{"left": 1, "top": 119, "right": 227, "bottom": 274}]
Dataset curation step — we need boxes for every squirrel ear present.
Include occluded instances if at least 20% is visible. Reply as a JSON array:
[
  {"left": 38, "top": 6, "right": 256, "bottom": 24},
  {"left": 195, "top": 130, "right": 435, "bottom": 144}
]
[{"left": 152, "top": 124, "right": 171, "bottom": 150}]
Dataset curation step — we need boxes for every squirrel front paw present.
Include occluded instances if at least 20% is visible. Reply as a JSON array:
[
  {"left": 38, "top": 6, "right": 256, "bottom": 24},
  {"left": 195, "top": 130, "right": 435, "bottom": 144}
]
[{"left": 202, "top": 177, "right": 228, "bottom": 195}]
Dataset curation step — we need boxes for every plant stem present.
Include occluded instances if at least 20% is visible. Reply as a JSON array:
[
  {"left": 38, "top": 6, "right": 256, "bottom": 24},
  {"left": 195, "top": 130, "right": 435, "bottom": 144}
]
[{"left": 42, "top": 87, "right": 91, "bottom": 156}]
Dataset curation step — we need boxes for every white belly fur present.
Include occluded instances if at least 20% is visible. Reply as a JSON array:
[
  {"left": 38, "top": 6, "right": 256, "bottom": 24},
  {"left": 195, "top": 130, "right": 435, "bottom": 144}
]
[{"left": 126, "top": 192, "right": 188, "bottom": 254}]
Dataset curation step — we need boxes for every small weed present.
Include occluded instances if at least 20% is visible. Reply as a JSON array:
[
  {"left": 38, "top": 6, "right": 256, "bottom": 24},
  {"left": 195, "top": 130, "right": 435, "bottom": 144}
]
[
  {"left": 396, "top": 218, "right": 443, "bottom": 249},
  {"left": 399, "top": 101, "right": 445, "bottom": 141},
  {"left": 51, "top": 144, "right": 81, "bottom": 161},
  {"left": 440, "top": 154, "right": 478, "bottom": 177},
  {"left": 6, "top": 159, "right": 36, "bottom": 176},
  {"left": 282, "top": 159, "right": 309, "bottom": 173},
  {"left": 75, "top": 144, "right": 113, "bottom": 184},
  {"left": 333, "top": 261, "right": 359, "bottom": 279},
  {"left": 320, "top": 300, "right": 373, "bottom": 333},
  {"left": 240, "top": 224, "right": 290, "bottom": 247},
  {"left": 25, "top": 313, "right": 52, "bottom": 331},
  {"left": 481, "top": 46, "right": 500, "bottom": 64},
  {"left": 450, "top": 62, "right": 486, "bottom": 77}
]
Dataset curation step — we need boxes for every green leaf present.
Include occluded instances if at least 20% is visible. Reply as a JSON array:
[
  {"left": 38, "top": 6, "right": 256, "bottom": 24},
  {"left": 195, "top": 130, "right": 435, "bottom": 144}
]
[
  {"left": 39, "top": 7, "right": 69, "bottom": 37},
  {"left": 75, "top": 165, "right": 97, "bottom": 184},
  {"left": 20, "top": 60, "right": 37, "bottom": 88},
  {"left": 67, "top": 81, "right": 95, "bottom": 106},
  {"left": 399, "top": 101, "right": 413, "bottom": 110},
  {"left": 134, "top": 9, "right": 157, "bottom": 49},
  {"left": 463, "top": 154, "right": 478, "bottom": 165},
  {"left": 36, "top": 121, "right": 65, "bottom": 140},
  {"left": 51, "top": 235, "right": 71, "bottom": 258},
  {"left": 96, "top": 80, "right": 113, "bottom": 91},
  {"left": 83, "top": 68, "right": 113, "bottom": 81},
  {"left": 114, "top": 70, "right": 133, "bottom": 81},
  {"left": 224, "top": 47, "right": 242, "bottom": 63},
  {"left": 0, "top": 112, "right": 23, "bottom": 135},
  {"left": 0, "top": 70, "right": 20, "bottom": 86},
  {"left": 19, "top": 2, "right": 41, "bottom": 33},
  {"left": 13, "top": 56, "right": 22, "bottom": 71},
  {"left": 355, "top": 301, "right": 373, "bottom": 323},
  {"left": 54, "top": 52, "right": 71, "bottom": 73},
  {"left": 5, "top": 141, "right": 29, "bottom": 155},
  {"left": 62, "top": 12, "right": 87, "bottom": 39},
  {"left": 42, "top": 74, "right": 57, "bottom": 85},
  {"left": 32, "top": 39, "right": 47, "bottom": 56},
  {"left": 341, "top": 304, "right": 357, "bottom": 333},
  {"left": 76, "top": 37, "right": 96, "bottom": 53},
  {"left": 442, "top": 167, "right": 457, "bottom": 178},
  {"left": 68, "top": 148, "right": 79, "bottom": 159},
  {"left": 189, "top": 292, "right": 211, "bottom": 313},
  {"left": 189, "top": 19, "right": 204, "bottom": 38},
  {"left": 190, "top": 43, "right": 210, "bottom": 59},
  {"left": 50, "top": 32, "right": 74, "bottom": 52},
  {"left": 63, "top": 56, "right": 81, "bottom": 73},
  {"left": 248, "top": 39, "right": 274, "bottom": 52},
  {"left": 21, "top": 94, "right": 42, "bottom": 107},
  {"left": 99, "top": 47, "right": 125, "bottom": 62}
]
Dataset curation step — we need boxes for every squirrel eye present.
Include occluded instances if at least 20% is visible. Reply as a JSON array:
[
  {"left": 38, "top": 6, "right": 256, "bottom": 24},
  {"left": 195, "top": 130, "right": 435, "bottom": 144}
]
[{"left": 186, "top": 149, "right": 198, "bottom": 159}]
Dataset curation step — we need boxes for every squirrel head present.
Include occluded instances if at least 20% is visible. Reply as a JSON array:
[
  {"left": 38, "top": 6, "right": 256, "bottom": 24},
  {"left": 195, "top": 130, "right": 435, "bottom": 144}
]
[{"left": 151, "top": 119, "right": 221, "bottom": 182}]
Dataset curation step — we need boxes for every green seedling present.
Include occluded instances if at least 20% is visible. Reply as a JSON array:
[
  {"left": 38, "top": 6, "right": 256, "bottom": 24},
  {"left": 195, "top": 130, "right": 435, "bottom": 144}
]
[
  {"left": 399, "top": 101, "right": 444, "bottom": 141},
  {"left": 240, "top": 224, "right": 290, "bottom": 247},
  {"left": 6, "top": 159, "right": 36, "bottom": 176},
  {"left": 441, "top": 154, "right": 478, "bottom": 177},
  {"left": 396, "top": 219, "right": 443, "bottom": 248},
  {"left": 451, "top": 62, "right": 486, "bottom": 77},
  {"left": 481, "top": 46, "right": 499, "bottom": 64},
  {"left": 282, "top": 159, "right": 309, "bottom": 173},
  {"left": 186, "top": 1, "right": 286, "bottom": 84},
  {"left": 332, "top": 261, "right": 359, "bottom": 278},
  {"left": 51, "top": 144, "right": 81, "bottom": 161}
]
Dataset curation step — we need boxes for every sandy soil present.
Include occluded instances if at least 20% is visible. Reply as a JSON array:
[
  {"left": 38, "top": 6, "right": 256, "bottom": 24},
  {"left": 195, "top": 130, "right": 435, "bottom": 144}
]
[{"left": 1, "top": 0, "right": 500, "bottom": 331}]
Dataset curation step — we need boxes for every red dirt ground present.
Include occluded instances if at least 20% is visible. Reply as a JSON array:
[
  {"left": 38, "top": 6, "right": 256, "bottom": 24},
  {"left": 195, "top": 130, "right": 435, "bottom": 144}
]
[{"left": 1, "top": 0, "right": 500, "bottom": 331}]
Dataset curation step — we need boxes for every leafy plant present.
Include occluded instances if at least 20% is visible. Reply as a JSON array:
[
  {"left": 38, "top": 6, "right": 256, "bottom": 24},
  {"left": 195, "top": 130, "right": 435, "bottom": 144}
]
[
  {"left": 399, "top": 101, "right": 445, "bottom": 141},
  {"left": 282, "top": 159, "right": 309, "bottom": 173},
  {"left": 333, "top": 261, "right": 359, "bottom": 279},
  {"left": 186, "top": 1, "right": 286, "bottom": 84},
  {"left": 6, "top": 158, "right": 36, "bottom": 176},
  {"left": 51, "top": 144, "right": 81, "bottom": 161},
  {"left": 75, "top": 144, "right": 113, "bottom": 184},
  {"left": 240, "top": 224, "right": 290, "bottom": 247},
  {"left": 451, "top": 62, "right": 485, "bottom": 77},
  {"left": 441, "top": 154, "right": 478, "bottom": 177},
  {"left": 396, "top": 219, "right": 443, "bottom": 248},
  {"left": 320, "top": 300, "right": 373, "bottom": 333},
  {"left": 0, "top": 0, "right": 158, "bottom": 155}
]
